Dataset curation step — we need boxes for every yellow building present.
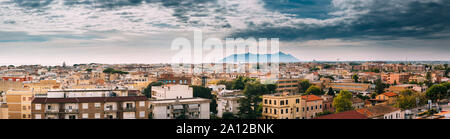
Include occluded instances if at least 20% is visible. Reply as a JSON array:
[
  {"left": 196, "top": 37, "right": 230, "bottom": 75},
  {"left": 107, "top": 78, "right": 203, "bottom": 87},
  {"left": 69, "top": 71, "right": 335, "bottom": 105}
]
[
  {"left": 0, "top": 80, "right": 24, "bottom": 93},
  {"left": 375, "top": 92, "right": 398, "bottom": 102},
  {"left": 262, "top": 93, "right": 323, "bottom": 119},
  {"left": 0, "top": 103, "right": 8, "bottom": 119},
  {"left": 24, "top": 80, "right": 61, "bottom": 94},
  {"left": 5, "top": 90, "right": 33, "bottom": 119}
]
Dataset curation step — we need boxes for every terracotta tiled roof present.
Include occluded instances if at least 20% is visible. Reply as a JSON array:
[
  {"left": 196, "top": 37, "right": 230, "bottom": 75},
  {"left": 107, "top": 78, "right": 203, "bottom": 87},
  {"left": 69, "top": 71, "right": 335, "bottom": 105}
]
[
  {"left": 33, "top": 96, "right": 148, "bottom": 103},
  {"left": 314, "top": 110, "right": 369, "bottom": 119},
  {"left": 381, "top": 92, "right": 398, "bottom": 97},
  {"left": 301, "top": 95, "right": 323, "bottom": 101},
  {"left": 356, "top": 105, "right": 400, "bottom": 118}
]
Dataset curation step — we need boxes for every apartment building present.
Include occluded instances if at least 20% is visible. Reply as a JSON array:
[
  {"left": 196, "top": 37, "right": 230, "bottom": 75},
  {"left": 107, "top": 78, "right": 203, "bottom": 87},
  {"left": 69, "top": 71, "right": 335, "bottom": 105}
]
[
  {"left": 276, "top": 78, "right": 301, "bottom": 93},
  {"left": 356, "top": 105, "right": 404, "bottom": 119},
  {"left": 216, "top": 92, "right": 244, "bottom": 118},
  {"left": 0, "top": 103, "right": 8, "bottom": 119},
  {"left": 31, "top": 96, "right": 149, "bottom": 119},
  {"left": 152, "top": 85, "right": 193, "bottom": 100},
  {"left": 381, "top": 73, "right": 410, "bottom": 84},
  {"left": 23, "top": 80, "right": 61, "bottom": 94},
  {"left": 262, "top": 93, "right": 303, "bottom": 119},
  {"left": 0, "top": 80, "right": 23, "bottom": 93},
  {"left": 5, "top": 89, "right": 33, "bottom": 119},
  {"left": 300, "top": 95, "right": 324, "bottom": 119},
  {"left": 149, "top": 98, "right": 210, "bottom": 119}
]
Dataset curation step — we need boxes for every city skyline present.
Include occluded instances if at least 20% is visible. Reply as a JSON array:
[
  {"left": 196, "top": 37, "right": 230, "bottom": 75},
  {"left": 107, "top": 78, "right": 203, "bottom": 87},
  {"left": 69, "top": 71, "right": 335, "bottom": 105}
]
[{"left": 1, "top": 0, "right": 450, "bottom": 65}]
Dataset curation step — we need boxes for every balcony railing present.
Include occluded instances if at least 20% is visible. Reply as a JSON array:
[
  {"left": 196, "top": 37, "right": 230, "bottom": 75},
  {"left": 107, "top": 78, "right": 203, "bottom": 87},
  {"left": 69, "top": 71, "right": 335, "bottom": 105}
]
[
  {"left": 45, "top": 109, "right": 59, "bottom": 113},
  {"left": 123, "top": 107, "right": 136, "bottom": 112},
  {"left": 64, "top": 109, "right": 79, "bottom": 113}
]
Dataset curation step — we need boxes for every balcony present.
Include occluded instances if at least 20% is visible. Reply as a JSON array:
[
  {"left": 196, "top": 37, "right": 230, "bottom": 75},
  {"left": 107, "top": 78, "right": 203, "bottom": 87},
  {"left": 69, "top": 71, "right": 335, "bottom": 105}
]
[
  {"left": 64, "top": 109, "right": 79, "bottom": 113},
  {"left": 45, "top": 109, "right": 59, "bottom": 113},
  {"left": 123, "top": 107, "right": 136, "bottom": 112}
]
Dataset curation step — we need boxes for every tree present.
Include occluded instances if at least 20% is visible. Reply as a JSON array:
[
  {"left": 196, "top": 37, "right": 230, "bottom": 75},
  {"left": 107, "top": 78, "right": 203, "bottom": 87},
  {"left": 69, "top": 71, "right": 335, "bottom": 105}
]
[
  {"left": 425, "top": 72, "right": 433, "bottom": 88},
  {"left": 232, "top": 76, "right": 255, "bottom": 90},
  {"left": 327, "top": 87, "right": 335, "bottom": 96},
  {"left": 238, "top": 82, "right": 268, "bottom": 119},
  {"left": 445, "top": 68, "right": 450, "bottom": 78},
  {"left": 333, "top": 90, "right": 353, "bottom": 113},
  {"left": 356, "top": 94, "right": 370, "bottom": 100},
  {"left": 265, "top": 84, "right": 277, "bottom": 94},
  {"left": 316, "top": 111, "right": 333, "bottom": 117},
  {"left": 426, "top": 84, "right": 448, "bottom": 101},
  {"left": 305, "top": 85, "right": 323, "bottom": 95},
  {"left": 222, "top": 112, "right": 235, "bottom": 119},
  {"left": 192, "top": 86, "right": 218, "bottom": 115},
  {"left": 374, "top": 78, "right": 385, "bottom": 95},
  {"left": 217, "top": 80, "right": 233, "bottom": 90},
  {"left": 352, "top": 74, "right": 359, "bottom": 83},
  {"left": 142, "top": 82, "right": 163, "bottom": 98},
  {"left": 395, "top": 90, "right": 425, "bottom": 110},
  {"left": 297, "top": 79, "right": 311, "bottom": 94}
]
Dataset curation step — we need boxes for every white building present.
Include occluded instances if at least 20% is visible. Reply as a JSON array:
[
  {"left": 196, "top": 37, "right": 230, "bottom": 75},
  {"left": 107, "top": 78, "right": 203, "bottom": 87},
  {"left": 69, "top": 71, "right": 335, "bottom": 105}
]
[
  {"left": 149, "top": 98, "right": 210, "bottom": 119},
  {"left": 152, "top": 85, "right": 193, "bottom": 100},
  {"left": 217, "top": 95, "right": 244, "bottom": 118}
]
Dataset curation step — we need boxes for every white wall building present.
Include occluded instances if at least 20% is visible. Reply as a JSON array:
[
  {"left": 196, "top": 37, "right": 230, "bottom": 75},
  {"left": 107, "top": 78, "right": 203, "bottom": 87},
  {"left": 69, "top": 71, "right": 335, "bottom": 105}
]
[
  {"left": 152, "top": 85, "right": 193, "bottom": 100},
  {"left": 149, "top": 98, "right": 210, "bottom": 119}
]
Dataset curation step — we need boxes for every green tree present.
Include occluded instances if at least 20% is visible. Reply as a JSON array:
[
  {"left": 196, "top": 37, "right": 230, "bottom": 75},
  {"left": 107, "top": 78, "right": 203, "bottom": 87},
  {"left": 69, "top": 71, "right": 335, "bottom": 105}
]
[
  {"left": 217, "top": 80, "right": 233, "bottom": 90},
  {"left": 426, "top": 84, "right": 448, "bottom": 101},
  {"left": 352, "top": 74, "right": 359, "bottom": 83},
  {"left": 316, "top": 111, "right": 333, "bottom": 117},
  {"left": 232, "top": 76, "right": 255, "bottom": 90},
  {"left": 327, "top": 87, "right": 335, "bottom": 96},
  {"left": 395, "top": 90, "right": 423, "bottom": 110},
  {"left": 142, "top": 82, "right": 163, "bottom": 98},
  {"left": 222, "top": 112, "right": 235, "bottom": 119},
  {"left": 238, "top": 82, "right": 268, "bottom": 119},
  {"left": 333, "top": 90, "right": 353, "bottom": 113},
  {"left": 192, "top": 86, "right": 218, "bottom": 114},
  {"left": 445, "top": 68, "right": 450, "bottom": 78},
  {"left": 374, "top": 78, "right": 385, "bottom": 95},
  {"left": 265, "top": 84, "right": 277, "bottom": 94},
  {"left": 297, "top": 79, "right": 311, "bottom": 94},
  {"left": 305, "top": 85, "right": 323, "bottom": 95}
]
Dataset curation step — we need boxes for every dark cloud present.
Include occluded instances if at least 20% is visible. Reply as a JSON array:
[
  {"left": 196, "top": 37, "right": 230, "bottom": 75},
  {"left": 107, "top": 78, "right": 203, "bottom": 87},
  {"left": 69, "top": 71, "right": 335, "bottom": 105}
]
[
  {"left": 262, "top": 0, "right": 333, "bottom": 19},
  {"left": 231, "top": 0, "right": 450, "bottom": 41},
  {"left": 11, "top": 0, "right": 53, "bottom": 8}
]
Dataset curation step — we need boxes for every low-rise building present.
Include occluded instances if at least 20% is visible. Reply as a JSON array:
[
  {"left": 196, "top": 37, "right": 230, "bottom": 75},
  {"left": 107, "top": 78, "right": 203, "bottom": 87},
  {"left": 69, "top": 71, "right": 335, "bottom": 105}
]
[
  {"left": 356, "top": 105, "right": 404, "bottom": 119},
  {"left": 149, "top": 98, "right": 210, "bottom": 119},
  {"left": 216, "top": 92, "right": 244, "bottom": 118},
  {"left": 152, "top": 85, "right": 193, "bottom": 100},
  {"left": 31, "top": 96, "right": 149, "bottom": 119}
]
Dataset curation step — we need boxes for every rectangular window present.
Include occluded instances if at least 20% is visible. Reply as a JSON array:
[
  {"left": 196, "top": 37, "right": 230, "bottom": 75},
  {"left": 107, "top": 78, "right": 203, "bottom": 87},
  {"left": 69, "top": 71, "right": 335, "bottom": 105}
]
[
  {"left": 269, "top": 100, "right": 272, "bottom": 104},
  {"left": 95, "top": 113, "right": 100, "bottom": 119},
  {"left": 280, "top": 101, "right": 284, "bottom": 105},
  {"left": 286, "top": 100, "right": 288, "bottom": 105},
  {"left": 139, "top": 101, "right": 145, "bottom": 107},
  {"left": 296, "top": 99, "right": 299, "bottom": 104},
  {"left": 35, "top": 104, "right": 41, "bottom": 110},
  {"left": 35, "top": 114, "right": 41, "bottom": 119},
  {"left": 82, "top": 103, "right": 89, "bottom": 109},
  {"left": 82, "top": 113, "right": 89, "bottom": 119},
  {"left": 140, "top": 111, "right": 145, "bottom": 117},
  {"left": 95, "top": 103, "right": 101, "bottom": 108},
  {"left": 264, "top": 99, "right": 267, "bottom": 104}
]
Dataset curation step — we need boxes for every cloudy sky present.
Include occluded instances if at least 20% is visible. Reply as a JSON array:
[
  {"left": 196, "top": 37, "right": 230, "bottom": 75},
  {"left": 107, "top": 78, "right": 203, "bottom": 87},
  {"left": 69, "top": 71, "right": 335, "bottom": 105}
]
[{"left": 0, "top": 0, "right": 449, "bottom": 65}]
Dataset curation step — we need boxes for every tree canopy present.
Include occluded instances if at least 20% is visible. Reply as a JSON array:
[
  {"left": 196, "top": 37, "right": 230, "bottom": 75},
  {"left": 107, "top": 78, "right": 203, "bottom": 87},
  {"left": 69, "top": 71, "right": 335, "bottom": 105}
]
[
  {"left": 305, "top": 85, "right": 323, "bottom": 95},
  {"left": 298, "top": 79, "right": 311, "bottom": 94},
  {"left": 333, "top": 90, "right": 353, "bottom": 113}
]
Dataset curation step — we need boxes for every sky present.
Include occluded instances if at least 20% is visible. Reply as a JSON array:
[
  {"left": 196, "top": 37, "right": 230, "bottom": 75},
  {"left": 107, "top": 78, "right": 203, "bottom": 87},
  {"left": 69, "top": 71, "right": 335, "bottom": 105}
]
[{"left": 0, "top": 0, "right": 449, "bottom": 66}]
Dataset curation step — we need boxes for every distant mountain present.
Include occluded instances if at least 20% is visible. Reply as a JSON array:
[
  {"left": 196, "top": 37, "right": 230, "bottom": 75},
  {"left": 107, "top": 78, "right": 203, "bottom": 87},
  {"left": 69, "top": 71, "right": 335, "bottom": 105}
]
[{"left": 221, "top": 52, "right": 300, "bottom": 63}]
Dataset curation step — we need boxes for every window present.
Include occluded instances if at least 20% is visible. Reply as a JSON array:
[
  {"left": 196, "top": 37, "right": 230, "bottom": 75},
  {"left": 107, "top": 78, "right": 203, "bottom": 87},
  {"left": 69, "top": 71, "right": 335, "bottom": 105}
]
[
  {"left": 286, "top": 100, "right": 288, "bottom": 105},
  {"left": 82, "top": 114, "right": 89, "bottom": 119},
  {"left": 274, "top": 101, "right": 277, "bottom": 105},
  {"left": 35, "top": 104, "right": 41, "bottom": 110},
  {"left": 23, "top": 106, "right": 26, "bottom": 110},
  {"left": 94, "top": 103, "right": 101, "bottom": 108},
  {"left": 286, "top": 109, "right": 289, "bottom": 113},
  {"left": 307, "top": 107, "right": 309, "bottom": 111},
  {"left": 35, "top": 114, "right": 41, "bottom": 119},
  {"left": 95, "top": 113, "right": 100, "bottom": 119},
  {"left": 23, "top": 114, "right": 26, "bottom": 118},
  {"left": 22, "top": 97, "right": 26, "bottom": 101},
  {"left": 82, "top": 103, "right": 89, "bottom": 109},
  {"left": 281, "top": 109, "right": 283, "bottom": 114},
  {"left": 274, "top": 109, "right": 277, "bottom": 114},
  {"left": 139, "top": 101, "right": 145, "bottom": 107},
  {"left": 269, "top": 100, "right": 272, "bottom": 104},
  {"left": 280, "top": 101, "right": 284, "bottom": 105},
  {"left": 296, "top": 99, "right": 300, "bottom": 104},
  {"left": 296, "top": 107, "right": 299, "bottom": 112},
  {"left": 264, "top": 99, "right": 267, "bottom": 104},
  {"left": 140, "top": 111, "right": 145, "bottom": 117},
  {"left": 320, "top": 105, "right": 322, "bottom": 109}
]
